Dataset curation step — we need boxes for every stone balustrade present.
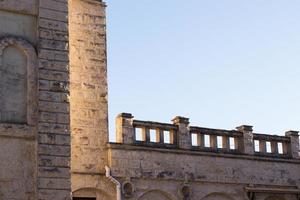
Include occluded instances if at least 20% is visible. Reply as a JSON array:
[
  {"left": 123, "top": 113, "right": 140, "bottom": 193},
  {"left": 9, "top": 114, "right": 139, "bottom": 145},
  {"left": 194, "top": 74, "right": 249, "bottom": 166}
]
[
  {"left": 189, "top": 126, "right": 243, "bottom": 154},
  {"left": 115, "top": 113, "right": 300, "bottom": 159}
]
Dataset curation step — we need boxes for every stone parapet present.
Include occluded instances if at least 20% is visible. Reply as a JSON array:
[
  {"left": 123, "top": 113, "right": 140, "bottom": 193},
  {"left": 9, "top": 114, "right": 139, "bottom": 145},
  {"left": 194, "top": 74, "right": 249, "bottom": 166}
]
[{"left": 114, "top": 113, "right": 300, "bottom": 160}]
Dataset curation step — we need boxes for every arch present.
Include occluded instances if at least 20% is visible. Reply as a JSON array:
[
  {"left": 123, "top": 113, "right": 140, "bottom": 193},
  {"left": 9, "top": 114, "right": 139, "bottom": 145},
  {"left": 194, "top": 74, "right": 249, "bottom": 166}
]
[
  {"left": 0, "top": 36, "right": 37, "bottom": 125},
  {"left": 201, "top": 192, "right": 234, "bottom": 200},
  {"left": 72, "top": 187, "right": 113, "bottom": 200},
  {"left": 138, "top": 190, "right": 174, "bottom": 200}
]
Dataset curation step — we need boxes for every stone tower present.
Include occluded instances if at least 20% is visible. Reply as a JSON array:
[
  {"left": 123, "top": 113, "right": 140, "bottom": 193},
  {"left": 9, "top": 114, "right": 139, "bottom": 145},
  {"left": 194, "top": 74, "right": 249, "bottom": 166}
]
[{"left": 69, "top": 0, "right": 115, "bottom": 199}]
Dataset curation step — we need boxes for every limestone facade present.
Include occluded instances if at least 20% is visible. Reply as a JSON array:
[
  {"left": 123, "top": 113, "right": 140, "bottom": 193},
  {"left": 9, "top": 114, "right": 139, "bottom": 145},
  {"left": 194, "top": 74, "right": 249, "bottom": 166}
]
[
  {"left": 69, "top": 0, "right": 115, "bottom": 199},
  {"left": 0, "top": 1, "right": 299, "bottom": 200},
  {"left": 0, "top": 0, "right": 70, "bottom": 199},
  {"left": 112, "top": 114, "right": 300, "bottom": 200}
]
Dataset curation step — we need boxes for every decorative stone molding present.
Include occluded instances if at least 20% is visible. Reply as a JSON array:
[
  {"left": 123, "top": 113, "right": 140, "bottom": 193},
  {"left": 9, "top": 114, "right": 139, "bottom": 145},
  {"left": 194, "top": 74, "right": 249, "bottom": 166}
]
[{"left": 116, "top": 113, "right": 299, "bottom": 160}]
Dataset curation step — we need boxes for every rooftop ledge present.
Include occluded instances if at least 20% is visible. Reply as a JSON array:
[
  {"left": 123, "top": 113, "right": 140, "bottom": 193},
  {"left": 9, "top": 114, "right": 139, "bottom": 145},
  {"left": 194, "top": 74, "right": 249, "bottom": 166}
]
[{"left": 115, "top": 113, "right": 300, "bottom": 160}]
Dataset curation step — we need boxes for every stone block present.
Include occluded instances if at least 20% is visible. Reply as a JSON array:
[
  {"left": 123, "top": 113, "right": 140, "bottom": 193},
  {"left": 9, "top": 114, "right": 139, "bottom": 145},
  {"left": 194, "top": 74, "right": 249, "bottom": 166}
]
[
  {"left": 39, "top": 0, "right": 68, "bottom": 13},
  {"left": 38, "top": 122, "right": 69, "bottom": 135},
  {"left": 39, "top": 18, "right": 68, "bottom": 32},
  {"left": 39, "top": 8, "right": 68, "bottom": 22},
  {"left": 38, "top": 177, "right": 70, "bottom": 190},
  {"left": 39, "top": 155, "right": 70, "bottom": 168},
  {"left": 38, "top": 144, "right": 70, "bottom": 157}
]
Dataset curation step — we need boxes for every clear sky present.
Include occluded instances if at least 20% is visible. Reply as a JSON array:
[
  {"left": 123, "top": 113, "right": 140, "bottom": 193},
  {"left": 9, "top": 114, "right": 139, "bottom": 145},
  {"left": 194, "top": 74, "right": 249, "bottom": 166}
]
[{"left": 106, "top": 0, "right": 300, "bottom": 141}]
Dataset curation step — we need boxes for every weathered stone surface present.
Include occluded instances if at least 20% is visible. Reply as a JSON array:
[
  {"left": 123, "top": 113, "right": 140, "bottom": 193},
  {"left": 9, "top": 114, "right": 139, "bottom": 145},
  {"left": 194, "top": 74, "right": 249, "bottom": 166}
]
[
  {"left": 0, "top": 46, "right": 27, "bottom": 123},
  {"left": 69, "top": 0, "right": 112, "bottom": 199},
  {"left": 110, "top": 114, "right": 300, "bottom": 200},
  {"left": 0, "top": 10, "right": 37, "bottom": 44},
  {"left": 0, "top": 0, "right": 38, "bottom": 15},
  {"left": 0, "top": 138, "right": 36, "bottom": 200},
  {"left": 0, "top": 1, "right": 299, "bottom": 200}
]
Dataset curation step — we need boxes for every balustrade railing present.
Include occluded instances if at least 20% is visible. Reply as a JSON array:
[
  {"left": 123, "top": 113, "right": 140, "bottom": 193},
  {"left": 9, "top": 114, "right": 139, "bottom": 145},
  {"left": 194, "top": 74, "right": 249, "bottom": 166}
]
[
  {"left": 115, "top": 113, "right": 300, "bottom": 159},
  {"left": 190, "top": 127, "right": 243, "bottom": 154},
  {"left": 253, "top": 133, "right": 290, "bottom": 157},
  {"left": 133, "top": 120, "right": 178, "bottom": 148}
]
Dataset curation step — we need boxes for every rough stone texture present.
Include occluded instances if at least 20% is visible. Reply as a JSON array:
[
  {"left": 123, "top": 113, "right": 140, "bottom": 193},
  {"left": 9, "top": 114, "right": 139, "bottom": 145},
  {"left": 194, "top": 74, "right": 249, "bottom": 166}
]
[
  {"left": 0, "top": 0, "right": 71, "bottom": 199},
  {"left": 0, "top": 0, "right": 38, "bottom": 16},
  {"left": 111, "top": 114, "right": 300, "bottom": 200},
  {"left": 0, "top": 8, "right": 38, "bottom": 200},
  {"left": 0, "top": 1, "right": 299, "bottom": 200},
  {"left": 69, "top": 0, "right": 112, "bottom": 199},
  {"left": 0, "top": 137, "right": 36, "bottom": 200},
  {"left": 37, "top": 0, "right": 71, "bottom": 199},
  {"left": 0, "top": 10, "right": 37, "bottom": 44}
]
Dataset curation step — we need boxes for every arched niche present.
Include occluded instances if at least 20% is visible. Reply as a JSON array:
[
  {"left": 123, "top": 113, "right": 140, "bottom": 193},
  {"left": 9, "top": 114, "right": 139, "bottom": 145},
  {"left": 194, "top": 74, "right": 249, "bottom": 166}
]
[
  {"left": 138, "top": 190, "right": 174, "bottom": 200},
  {"left": 0, "top": 36, "right": 37, "bottom": 125},
  {"left": 201, "top": 192, "right": 234, "bottom": 200}
]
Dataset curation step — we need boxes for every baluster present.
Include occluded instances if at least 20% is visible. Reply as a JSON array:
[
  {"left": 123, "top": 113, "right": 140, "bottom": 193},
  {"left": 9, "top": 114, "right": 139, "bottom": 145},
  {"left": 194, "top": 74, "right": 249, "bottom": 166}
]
[
  {"left": 271, "top": 141, "right": 278, "bottom": 154},
  {"left": 159, "top": 129, "right": 164, "bottom": 144},
  {"left": 210, "top": 134, "right": 217, "bottom": 149},
  {"left": 145, "top": 128, "right": 150, "bottom": 142},
  {"left": 222, "top": 136, "right": 229, "bottom": 150},
  {"left": 234, "top": 137, "right": 240, "bottom": 151},
  {"left": 198, "top": 133, "right": 204, "bottom": 147},
  {"left": 259, "top": 140, "right": 266, "bottom": 153}
]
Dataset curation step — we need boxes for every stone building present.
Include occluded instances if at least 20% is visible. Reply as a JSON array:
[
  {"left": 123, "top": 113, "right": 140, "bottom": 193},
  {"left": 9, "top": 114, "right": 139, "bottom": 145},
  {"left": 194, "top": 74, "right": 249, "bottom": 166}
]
[{"left": 0, "top": 0, "right": 299, "bottom": 200}]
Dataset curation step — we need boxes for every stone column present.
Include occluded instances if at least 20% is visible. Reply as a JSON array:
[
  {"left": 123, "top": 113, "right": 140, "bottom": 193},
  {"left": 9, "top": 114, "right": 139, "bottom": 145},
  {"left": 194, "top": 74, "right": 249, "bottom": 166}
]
[
  {"left": 38, "top": 1, "right": 71, "bottom": 199},
  {"left": 285, "top": 131, "right": 300, "bottom": 159},
  {"left": 172, "top": 116, "right": 191, "bottom": 150},
  {"left": 116, "top": 113, "right": 135, "bottom": 144},
  {"left": 236, "top": 125, "right": 254, "bottom": 155}
]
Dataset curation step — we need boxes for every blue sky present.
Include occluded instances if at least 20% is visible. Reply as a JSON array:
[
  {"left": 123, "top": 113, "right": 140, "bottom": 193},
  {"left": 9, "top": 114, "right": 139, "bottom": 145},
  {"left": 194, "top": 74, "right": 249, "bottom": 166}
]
[{"left": 106, "top": 0, "right": 300, "bottom": 141}]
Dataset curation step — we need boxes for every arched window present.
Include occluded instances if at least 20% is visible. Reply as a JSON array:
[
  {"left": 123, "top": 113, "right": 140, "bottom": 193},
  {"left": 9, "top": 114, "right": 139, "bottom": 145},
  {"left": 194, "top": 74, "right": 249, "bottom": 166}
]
[
  {"left": 201, "top": 193, "right": 234, "bottom": 200},
  {"left": 0, "top": 37, "right": 37, "bottom": 125}
]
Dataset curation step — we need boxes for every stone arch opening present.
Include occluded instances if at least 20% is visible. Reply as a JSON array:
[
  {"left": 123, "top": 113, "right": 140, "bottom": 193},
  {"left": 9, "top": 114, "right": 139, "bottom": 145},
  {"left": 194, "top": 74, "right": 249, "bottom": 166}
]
[
  {"left": 72, "top": 187, "right": 113, "bottom": 200},
  {"left": 0, "top": 36, "right": 37, "bottom": 125},
  {"left": 138, "top": 190, "right": 173, "bottom": 200},
  {"left": 201, "top": 192, "right": 234, "bottom": 200}
]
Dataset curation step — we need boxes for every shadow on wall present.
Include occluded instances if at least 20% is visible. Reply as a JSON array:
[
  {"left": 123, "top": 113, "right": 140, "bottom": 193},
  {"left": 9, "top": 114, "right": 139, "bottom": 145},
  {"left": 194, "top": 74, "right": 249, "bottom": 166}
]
[{"left": 265, "top": 197, "right": 286, "bottom": 200}]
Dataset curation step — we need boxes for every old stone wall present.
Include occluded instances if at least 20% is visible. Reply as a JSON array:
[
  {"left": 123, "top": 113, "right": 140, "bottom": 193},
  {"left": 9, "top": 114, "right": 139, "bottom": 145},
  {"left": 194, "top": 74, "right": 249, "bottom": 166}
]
[
  {"left": 37, "top": 0, "right": 71, "bottom": 199},
  {"left": 108, "top": 144, "right": 300, "bottom": 200},
  {"left": 0, "top": 0, "right": 71, "bottom": 199},
  {"left": 0, "top": 1, "right": 38, "bottom": 199},
  {"left": 110, "top": 114, "right": 300, "bottom": 200},
  {"left": 69, "top": 0, "right": 114, "bottom": 199}
]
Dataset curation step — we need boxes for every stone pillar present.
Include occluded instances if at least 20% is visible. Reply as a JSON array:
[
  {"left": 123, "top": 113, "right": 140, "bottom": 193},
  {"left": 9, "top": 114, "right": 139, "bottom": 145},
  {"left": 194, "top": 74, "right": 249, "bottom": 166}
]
[
  {"left": 210, "top": 135, "right": 217, "bottom": 149},
  {"left": 172, "top": 116, "right": 191, "bottom": 150},
  {"left": 37, "top": 0, "right": 71, "bottom": 199},
  {"left": 69, "top": 1, "right": 116, "bottom": 199},
  {"left": 116, "top": 113, "right": 135, "bottom": 144},
  {"left": 222, "top": 136, "right": 229, "bottom": 149},
  {"left": 236, "top": 125, "right": 254, "bottom": 155},
  {"left": 285, "top": 131, "right": 300, "bottom": 159}
]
